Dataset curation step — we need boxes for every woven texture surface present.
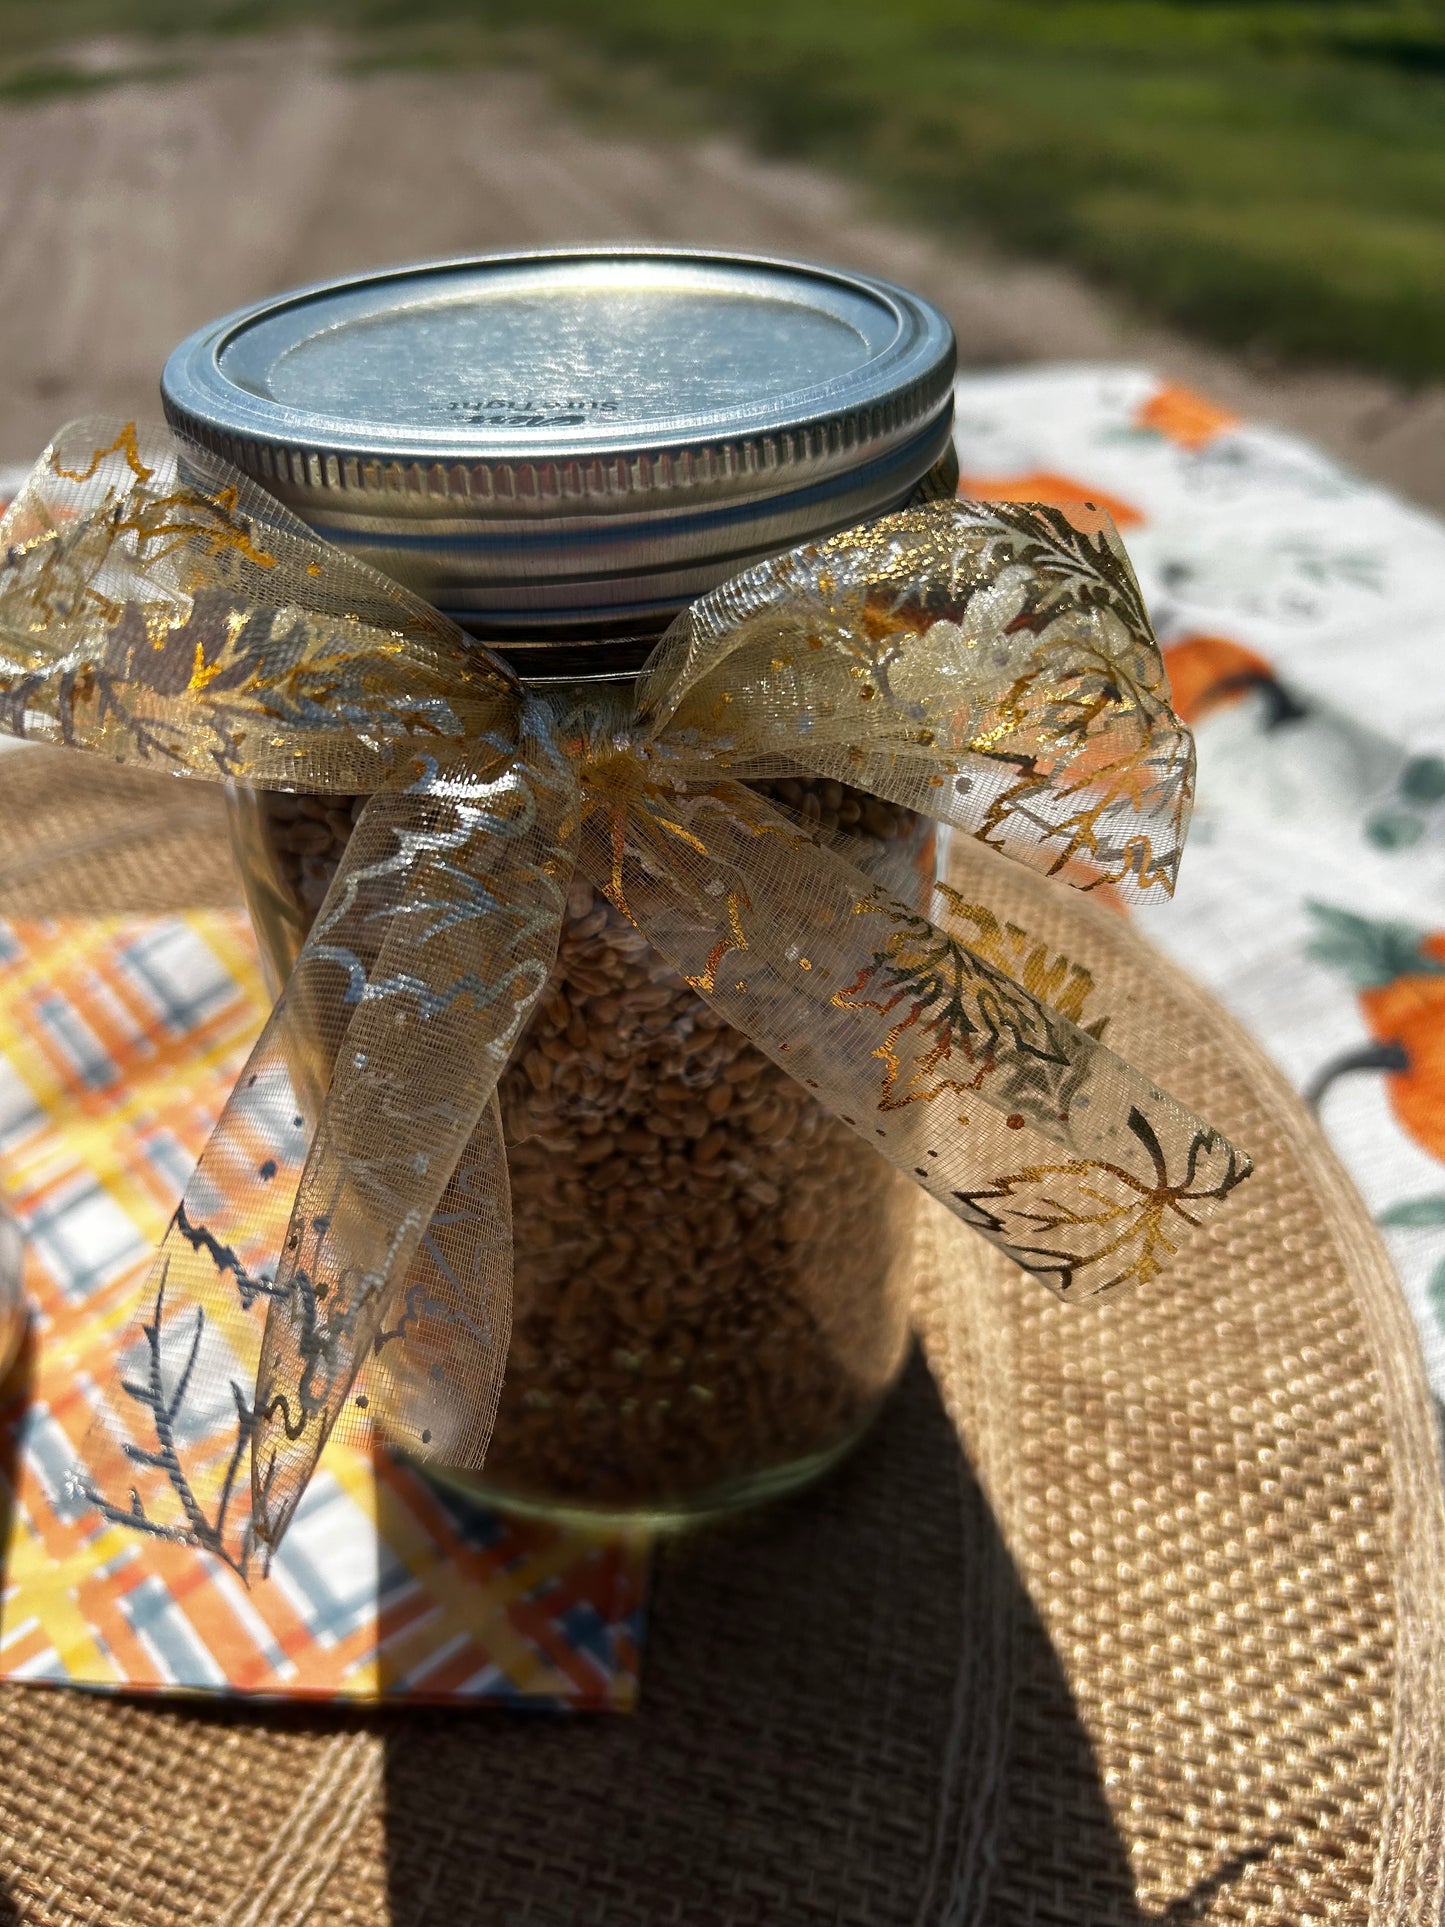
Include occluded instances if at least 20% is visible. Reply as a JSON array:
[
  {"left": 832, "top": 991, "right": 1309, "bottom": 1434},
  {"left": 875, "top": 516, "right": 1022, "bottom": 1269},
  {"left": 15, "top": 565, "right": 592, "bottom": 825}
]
[
  {"left": 0, "top": 747, "right": 237, "bottom": 919},
  {"left": 2, "top": 755, "right": 1444, "bottom": 1922}
]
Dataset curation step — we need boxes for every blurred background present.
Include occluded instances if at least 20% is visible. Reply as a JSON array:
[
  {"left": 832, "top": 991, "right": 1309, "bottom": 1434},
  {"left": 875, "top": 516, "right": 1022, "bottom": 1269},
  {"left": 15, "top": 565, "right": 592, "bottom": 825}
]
[{"left": 0, "top": 0, "right": 1441, "bottom": 503}]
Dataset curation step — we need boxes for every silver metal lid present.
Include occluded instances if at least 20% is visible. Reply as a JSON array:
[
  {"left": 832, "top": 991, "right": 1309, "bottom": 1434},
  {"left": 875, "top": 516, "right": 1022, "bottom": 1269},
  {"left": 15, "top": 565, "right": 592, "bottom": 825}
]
[{"left": 161, "top": 248, "right": 956, "bottom": 637}]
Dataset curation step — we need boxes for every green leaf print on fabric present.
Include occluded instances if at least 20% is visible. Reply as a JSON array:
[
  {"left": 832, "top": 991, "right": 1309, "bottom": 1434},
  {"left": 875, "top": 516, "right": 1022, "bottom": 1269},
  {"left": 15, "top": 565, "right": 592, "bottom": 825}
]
[
  {"left": 1379, "top": 1197, "right": 1445, "bottom": 1229},
  {"left": 1365, "top": 811, "right": 1425, "bottom": 852},
  {"left": 1429, "top": 1257, "right": 1445, "bottom": 1330},
  {"left": 1305, "top": 903, "right": 1445, "bottom": 989},
  {"left": 1400, "top": 755, "right": 1445, "bottom": 805}
]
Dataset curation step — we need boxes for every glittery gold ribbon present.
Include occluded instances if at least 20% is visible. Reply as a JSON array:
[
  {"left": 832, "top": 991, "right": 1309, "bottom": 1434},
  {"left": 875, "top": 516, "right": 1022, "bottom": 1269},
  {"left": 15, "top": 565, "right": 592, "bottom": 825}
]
[{"left": 0, "top": 420, "right": 1249, "bottom": 1571}]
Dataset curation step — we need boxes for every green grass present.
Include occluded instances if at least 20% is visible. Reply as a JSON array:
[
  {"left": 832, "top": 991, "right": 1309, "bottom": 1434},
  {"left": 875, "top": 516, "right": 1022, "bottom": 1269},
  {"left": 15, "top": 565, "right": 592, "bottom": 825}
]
[
  {"left": 0, "top": 56, "right": 182, "bottom": 100},
  {"left": 4, "top": 0, "right": 1445, "bottom": 381}
]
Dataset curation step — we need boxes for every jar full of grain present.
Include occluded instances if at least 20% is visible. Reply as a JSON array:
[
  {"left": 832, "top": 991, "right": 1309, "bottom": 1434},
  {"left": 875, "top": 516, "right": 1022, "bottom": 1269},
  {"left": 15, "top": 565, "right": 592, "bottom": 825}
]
[{"left": 165, "top": 249, "right": 957, "bottom": 1527}]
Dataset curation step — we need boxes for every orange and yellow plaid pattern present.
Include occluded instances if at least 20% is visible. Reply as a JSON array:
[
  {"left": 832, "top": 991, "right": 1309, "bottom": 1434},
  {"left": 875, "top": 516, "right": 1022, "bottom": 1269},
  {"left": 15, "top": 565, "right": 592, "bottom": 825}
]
[{"left": 0, "top": 907, "right": 646, "bottom": 1705}]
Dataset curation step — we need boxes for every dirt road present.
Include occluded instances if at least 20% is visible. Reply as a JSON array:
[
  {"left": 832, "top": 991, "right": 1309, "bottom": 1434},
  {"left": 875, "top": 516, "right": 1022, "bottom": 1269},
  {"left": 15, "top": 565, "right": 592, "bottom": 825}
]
[{"left": 3, "top": 35, "right": 1442, "bottom": 509}]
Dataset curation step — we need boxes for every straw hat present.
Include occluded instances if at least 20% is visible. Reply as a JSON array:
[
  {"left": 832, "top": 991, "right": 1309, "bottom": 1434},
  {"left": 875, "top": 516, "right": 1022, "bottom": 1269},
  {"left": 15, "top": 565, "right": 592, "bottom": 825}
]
[{"left": 1, "top": 745, "right": 1442, "bottom": 1925}]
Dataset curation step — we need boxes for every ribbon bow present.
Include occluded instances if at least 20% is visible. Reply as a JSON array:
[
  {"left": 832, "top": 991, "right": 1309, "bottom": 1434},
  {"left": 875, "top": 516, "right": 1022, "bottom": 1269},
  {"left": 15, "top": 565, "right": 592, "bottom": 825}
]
[{"left": 0, "top": 420, "right": 1249, "bottom": 1571}]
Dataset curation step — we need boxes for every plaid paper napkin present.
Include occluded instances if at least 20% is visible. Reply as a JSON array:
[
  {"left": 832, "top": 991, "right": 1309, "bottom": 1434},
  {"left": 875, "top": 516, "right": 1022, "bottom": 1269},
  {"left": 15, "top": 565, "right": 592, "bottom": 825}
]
[{"left": 0, "top": 905, "right": 645, "bottom": 1704}]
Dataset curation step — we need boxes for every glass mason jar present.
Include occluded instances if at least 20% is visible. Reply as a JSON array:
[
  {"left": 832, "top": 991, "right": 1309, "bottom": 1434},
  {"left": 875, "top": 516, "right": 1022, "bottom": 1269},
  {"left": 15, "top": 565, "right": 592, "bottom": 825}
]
[
  {"left": 165, "top": 248, "right": 958, "bottom": 1528},
  {"left": 230, "top": 767, "right": 935, "bottom": 1528}
]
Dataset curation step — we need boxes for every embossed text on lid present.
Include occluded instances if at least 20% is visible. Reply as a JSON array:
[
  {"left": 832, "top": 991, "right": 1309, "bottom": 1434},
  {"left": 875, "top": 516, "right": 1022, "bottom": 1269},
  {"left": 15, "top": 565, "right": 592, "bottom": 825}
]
[{"left": 161, "top": 248, "right": 956, "bottom": 633}]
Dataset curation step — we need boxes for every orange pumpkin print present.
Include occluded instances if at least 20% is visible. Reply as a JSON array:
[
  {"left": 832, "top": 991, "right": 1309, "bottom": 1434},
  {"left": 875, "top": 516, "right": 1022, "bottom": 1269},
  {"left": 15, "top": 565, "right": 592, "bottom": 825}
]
[
  {"left": 1163, "top": 635, "right": 1304, "bottom": 731},
  {"left": 1307, "top": 911, "right": 1445, "bottom": 1163},
  {"left": 1135, "top": 383, "right": 1239, "bottom": 451},
  {"left": 955, "top": 470, "right": 1144, "bottom": 530}
]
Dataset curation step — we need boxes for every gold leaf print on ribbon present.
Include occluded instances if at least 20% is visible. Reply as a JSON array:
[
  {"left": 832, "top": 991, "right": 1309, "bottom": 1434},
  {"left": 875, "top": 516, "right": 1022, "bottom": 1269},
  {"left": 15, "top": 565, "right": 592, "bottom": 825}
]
[
  {"left": 0, "top": 419, "right": 1250, "bottom": 1570},
  {"left": 952, "top": 1108, "right": 1250, "bottom": 1297},
  {"left": 637, "top": 501, "right": 1192, "bottom": 895},
  {"left": 583, "top": 775, "right": 1246, "bottom": 1310},
  {"left": 0, "top": 417, "right": 517, "bottom": 788}
]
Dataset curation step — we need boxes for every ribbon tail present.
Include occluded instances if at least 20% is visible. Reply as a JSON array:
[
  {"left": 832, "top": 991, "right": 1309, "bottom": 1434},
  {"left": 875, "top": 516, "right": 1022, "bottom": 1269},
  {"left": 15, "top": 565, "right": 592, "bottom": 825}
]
[
  {"left": 72, "top": 730, "right": 469, "bottom": 1573},
  {"left": 250, "top": 716, "right": 577, "bottom": 1551},
  {"left": 71, "top": 937, "right": 356, "bottom": 1578},
  {"left": 349, "top": 1089, "right": 513, "bottom": 1473},
  {"left": 586, "top": 779, "right": 1249, "bottom": 1303}
]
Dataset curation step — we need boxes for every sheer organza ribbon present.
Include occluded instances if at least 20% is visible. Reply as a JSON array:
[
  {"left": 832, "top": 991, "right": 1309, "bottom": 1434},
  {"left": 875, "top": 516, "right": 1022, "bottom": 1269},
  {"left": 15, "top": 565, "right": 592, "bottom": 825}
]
[{"left": 0, "top": 420, "right": 1250, "bottom": 1571}]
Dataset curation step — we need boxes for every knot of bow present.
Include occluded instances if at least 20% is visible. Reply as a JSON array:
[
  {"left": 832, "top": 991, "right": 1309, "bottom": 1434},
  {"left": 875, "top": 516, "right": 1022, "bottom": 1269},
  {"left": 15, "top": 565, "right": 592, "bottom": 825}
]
[{"left": 0, "top": 420, "right": 1250, "bottom": 1571}]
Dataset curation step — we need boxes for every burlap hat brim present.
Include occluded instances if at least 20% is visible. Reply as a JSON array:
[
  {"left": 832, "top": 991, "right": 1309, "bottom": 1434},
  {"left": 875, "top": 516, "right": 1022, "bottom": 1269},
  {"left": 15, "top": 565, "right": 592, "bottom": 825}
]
[{"left": 1, "top": 744, "right": 1442, "bottom": 1926}]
